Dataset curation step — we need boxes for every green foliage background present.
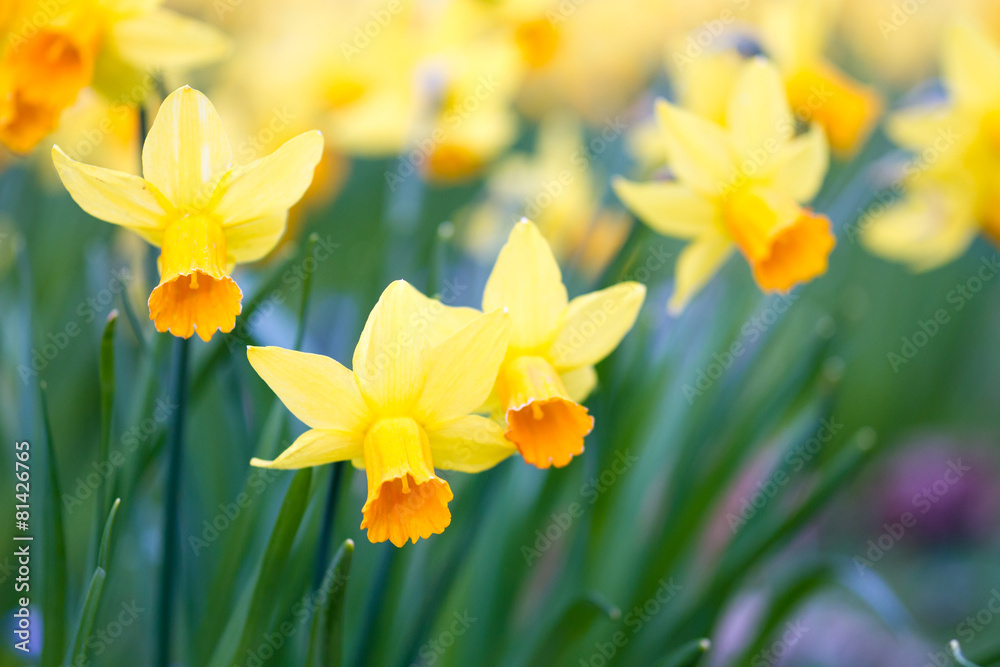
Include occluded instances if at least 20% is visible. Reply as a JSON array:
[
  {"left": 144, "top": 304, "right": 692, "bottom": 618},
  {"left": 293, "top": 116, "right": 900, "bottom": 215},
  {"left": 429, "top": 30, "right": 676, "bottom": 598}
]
[{"left": 1, "top": 122, "right": 999, "bottom": 667}]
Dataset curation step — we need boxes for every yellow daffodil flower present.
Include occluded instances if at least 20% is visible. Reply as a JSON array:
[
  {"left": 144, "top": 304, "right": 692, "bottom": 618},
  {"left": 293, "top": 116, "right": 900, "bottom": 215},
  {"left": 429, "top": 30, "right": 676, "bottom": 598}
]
[
  {"left": 51, "top": 86, "right": 322, "bottom": 340},
  {"left": 483, "top": 220, "right": 645, "bottom": 468},
  {"left": 615, "top": 58, "right": 834, "bottom": 313},
  {"left": 0, "top": 0, "right": 230, "bottom": 153},
  {"left": 758, "top": 0, "right": 882, "bottom": 156},
  {"left": 863, "top": 23, "right": 1000, "bottom": 270},
  {"left": 249, "top": 280, "right": 514, "bottom": 546},
  {"left": 460, "top": 114, "right": 630, "bottom": 279}
]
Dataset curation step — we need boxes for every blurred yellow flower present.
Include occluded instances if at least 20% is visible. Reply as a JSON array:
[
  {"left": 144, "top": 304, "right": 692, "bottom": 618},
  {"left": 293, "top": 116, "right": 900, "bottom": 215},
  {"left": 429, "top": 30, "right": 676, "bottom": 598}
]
[
  {"left": 863, "top": 23, "right": 1000, "bottom": 270},
  {"left": 0, "top": 0, "right": 230, "bottom": 153},
  {"left": 460, "top": 114, "right": 631, "bottom": 279},
  {"left": 758, "top": 0, "right": 882, "bottom": 156},
  {"left": 51, "top": 86, "right": 322, "bottom": 340},
  {"left": 616, "top": 58, "right": 833, "bottom": 312},
  {"left": 483, "top": 220, "right": 645, "bottom": 468},
  {"left": 249, "top": 280, "right": 514, "bottom": 547}
]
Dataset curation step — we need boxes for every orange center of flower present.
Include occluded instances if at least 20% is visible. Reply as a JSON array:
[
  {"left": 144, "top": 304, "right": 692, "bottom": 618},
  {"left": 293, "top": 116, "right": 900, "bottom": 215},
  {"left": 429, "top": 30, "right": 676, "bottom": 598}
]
[
  {"left": 0, "top": 16, "right": 101, "bottom": 152},
  {"left": 514, "top": 18, "right": 560, "bottom": 69},
  {"left": 785, "top": 61, "right": 882, "bottom": 156},
  {"left": 497, "top": 355, "right": 594, "bottom": 469},
  {"left": 425, "top": 142, "right": 484, "bottom": 182},
  {"left": 360, "top": 417, "right": 453, "bottom": 547},
  {"left": 723, "top": 188, "right": 835, "bottom": 292},
  {"left": 148, "top": 214, "right": 242, "bottom": 342}
]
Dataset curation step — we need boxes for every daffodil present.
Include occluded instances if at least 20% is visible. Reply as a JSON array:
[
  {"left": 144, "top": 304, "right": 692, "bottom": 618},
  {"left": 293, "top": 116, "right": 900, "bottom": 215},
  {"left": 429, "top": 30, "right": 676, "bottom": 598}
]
[
  {"left": 615, "top": 58, "right": 834, "bottom": 313},
  {"left": 249, "top": 280, "right": 514, "bottom": 546},
  {"left": 0, "top": 0, "right": 229, "bottom": 153},
  {"left": 459, "top": 114, "right": 630, "bottom": 279},
  {"left": 51, "top": 86, "right": 323, "bottom": 340},
  {"left": 863, "top": 23, "right": 1000, "bottom": 270},
  {"left": 482, "top": 220, "right": 645, "bottom": 468},
  {"left": 757, "top": 0, "right": 882, "bottom": 156}
]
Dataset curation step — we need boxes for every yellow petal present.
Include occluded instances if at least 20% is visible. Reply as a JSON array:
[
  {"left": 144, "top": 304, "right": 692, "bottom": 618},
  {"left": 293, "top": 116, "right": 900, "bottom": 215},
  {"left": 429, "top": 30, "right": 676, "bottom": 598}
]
[
  {"left": 250, "top": 428, "right": 362, "bottom": 470},
  {"left": 247, "top": 346, "right": 370, "bottom": 433},
  {"left": 110, "top": 8, "right": 232, "bottom": 70},
  {"left": 861, "top": 186, "right": 977, "bottom": 272},
  {"left": 655, "top": 99, "right": 734, "bottom": 197},
  {"left": 415, "top": 309, "right": 511, "bottom": 428},
  {"left": 669, "top": 233, "right": 734, "bottom": 314},
  {"left": 942, "top": 22, "right": 1000, "bottom": 111},
  {"left": 214, "top": 131, "right": 324, "bottom": 225},
  {"left": 51, "top": 145, "right": 170, "bottom": 244},
  {"left": 612, "top": 177, "right": 718, "bottom": 239},
  {"left": 142, "top": 86, "right": 232, "bottom": 211},
  {"left": 560, "top": 365, "right": 598, "bottom": 403},
  {"left": 427, "top": 415, "right": 515, "bottom": 473},
  {"left": 352, "top": 281, "right": 435, "bottom": 412},
  {"left": 550, "top": 283, "right": 645, "bottom": 369},
  {"left": 726, "top": 58, "right": 794, "bottom": 162},
  {"left": 224, "top": 212, "right": 287, "bottom": 264},
  {"left": 766, "top": 124, "right": 829, "bottom": 203},
  {"left": 483, "top": 219, "right": 568, "bottom": 351},
  {"left": 888, "top": 105, "right": 958, "bottom": 152}
]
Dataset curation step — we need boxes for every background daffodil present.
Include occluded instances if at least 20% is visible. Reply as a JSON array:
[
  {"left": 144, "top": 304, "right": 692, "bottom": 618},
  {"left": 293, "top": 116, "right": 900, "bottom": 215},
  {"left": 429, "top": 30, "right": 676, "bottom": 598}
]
[
  {"left": 482, "top": 219, "right": 645, "bottom": 468},
  {"left": 248, "top": 280, "right": 514, "bottom": 547},
  {"left": 0, "top": 0, "right": 230, "bottom": 153},
  {"left": 51, "top": 85, "right": 323, "bottom": 340},
  {"left": 615, "top": 58, "right": 834, "bottom": 313},
  {"left": 863, "top": 22, "right": 1000, "bottom": 270}
]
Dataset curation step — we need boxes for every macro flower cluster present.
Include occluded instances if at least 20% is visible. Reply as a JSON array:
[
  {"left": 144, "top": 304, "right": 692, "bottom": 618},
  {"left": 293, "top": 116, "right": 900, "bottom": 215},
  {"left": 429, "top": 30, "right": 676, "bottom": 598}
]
[{"left": 7, "top": 1, "right": 1000, "bottom": 666}]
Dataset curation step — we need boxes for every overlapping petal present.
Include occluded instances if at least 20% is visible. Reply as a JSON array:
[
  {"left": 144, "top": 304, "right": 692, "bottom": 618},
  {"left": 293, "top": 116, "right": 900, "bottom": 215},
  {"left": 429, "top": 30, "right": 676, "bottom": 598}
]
[
  {"left": 550, "top": 283, "right": 645, "bottom": 369},
  {"left": 483, "top": 219, "right": 568, "bottom": 350},
  {"left": 142, "top": 86, "right": 233, "bottom": 211},
  {"left": 428, "top": 416, "right": 516, "bottom": 473},
  {"left": 247, "top": 346, "right": 370, "bottom": 433},
  {"left": 250, "top": 428, "right": 362, "bottom": 469},
  {"left": 612, "top": 177, "right": 717, "bottom": 239}
]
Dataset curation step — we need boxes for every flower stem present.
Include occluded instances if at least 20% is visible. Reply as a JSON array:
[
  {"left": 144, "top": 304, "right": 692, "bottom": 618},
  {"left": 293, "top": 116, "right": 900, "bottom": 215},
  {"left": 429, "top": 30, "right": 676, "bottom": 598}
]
[
  {"left": 156, "top": 336, "right": 189, "bottom": 667},
  {"left": 312, "top": 462, "right": 346, "bottom": 590}
]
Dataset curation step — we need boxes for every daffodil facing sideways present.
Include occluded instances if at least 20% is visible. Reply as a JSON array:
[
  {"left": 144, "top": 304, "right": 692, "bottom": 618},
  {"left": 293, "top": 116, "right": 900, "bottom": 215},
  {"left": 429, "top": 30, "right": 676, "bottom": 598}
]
[
  {"left": 0, "top": 0, "right": 230, "bottom": 153},
  {"left": 615, "top": 58, "right": 835, "bottom": 313},
  {"left": 249, "top": 281, "right": 515, "bottom": 547},
  {"left": 483, "top": 220, "right": 645, "bottom": 468},
  {"left": 757, "top": 0, "right": 883, "bottom": 156},
  {"left": 52, "top": 86, "right": 323, "bottom": 340},
  {"left": 863, "top": 22, "right": 1000, "bottom": 271}
]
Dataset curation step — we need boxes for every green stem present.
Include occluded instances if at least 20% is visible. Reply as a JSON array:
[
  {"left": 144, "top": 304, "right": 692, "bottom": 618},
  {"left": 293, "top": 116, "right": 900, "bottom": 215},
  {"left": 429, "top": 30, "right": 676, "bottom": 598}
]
[
  {"left": 156, "top": 336, "right": 189, "bottom": 667},
  {"left": 312, "top": 462, "right": 346, "bottom": 590}
]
